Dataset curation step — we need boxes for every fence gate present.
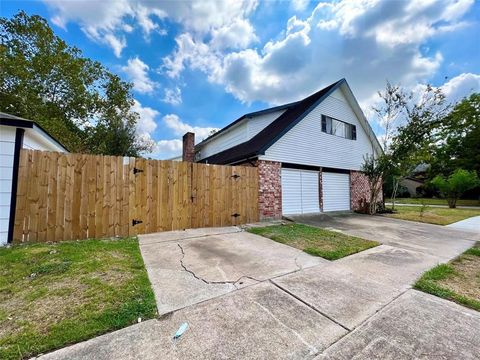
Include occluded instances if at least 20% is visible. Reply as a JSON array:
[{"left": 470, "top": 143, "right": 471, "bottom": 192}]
[{"left": 13, "top": 150, "right": 259, "bottom": 243}]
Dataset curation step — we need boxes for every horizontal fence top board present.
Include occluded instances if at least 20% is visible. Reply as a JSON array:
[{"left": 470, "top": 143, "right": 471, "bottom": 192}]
[{"left": 13, "top": 150, "right": 259, "bottom": 243}]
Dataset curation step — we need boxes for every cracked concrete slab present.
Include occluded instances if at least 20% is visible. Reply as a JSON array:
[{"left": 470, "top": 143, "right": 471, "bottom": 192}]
[
  {"left": 272, "top": 245, "right": 440, "bottom": 330},
  {"left": 140, "top": 241, "right": 234, "bottom": 315},
  {"left": 292, "top": 213, "right": 478, "bottom": 261},
  {"left": 140, "top": 228, "right": 326, "bottom": 315},
  {"left": 316, "top": 290, "right": 480, "bottom": 360},
  {"left": 38, "top": 282, "right": 347, "bottom": 360}
]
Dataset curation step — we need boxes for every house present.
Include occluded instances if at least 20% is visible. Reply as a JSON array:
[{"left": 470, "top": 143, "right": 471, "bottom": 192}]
[
  {"left": 0, "top": 113, "right": 68, "bottom": 245},
  {"left": 181, "top": 78, "right": 382, "bottom": 219},
  {"left": 401, "top": 177, "right": 424, "bottom": 197}
]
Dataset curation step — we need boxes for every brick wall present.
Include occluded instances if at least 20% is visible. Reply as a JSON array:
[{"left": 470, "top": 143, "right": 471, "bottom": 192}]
[
  {"left": 350, "top": 170, "right": 383, "bottom": 211},
  {"left": 257, "top": 160, "right": 282, "bottom": 220},
  {"left": 182, "top": 132, "right": 195, "bottom": 162}
]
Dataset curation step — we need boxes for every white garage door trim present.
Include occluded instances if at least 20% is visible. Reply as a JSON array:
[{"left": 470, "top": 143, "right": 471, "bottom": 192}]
[
  {"left": 281, "top": 168, "right": 320, "bottom": 215},
  {"left": 322, "top": 172, "right": 351, "bottom": 212}
]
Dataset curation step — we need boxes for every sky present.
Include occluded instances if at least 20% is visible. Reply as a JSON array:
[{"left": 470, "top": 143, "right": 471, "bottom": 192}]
[{"left": 2, "top": 0, "right": 480, "bottom": 159}]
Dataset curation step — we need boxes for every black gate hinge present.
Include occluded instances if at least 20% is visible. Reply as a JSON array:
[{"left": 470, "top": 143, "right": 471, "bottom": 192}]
[
  {"left": 231, "top": 213, "right": 240, "bottom": 218},
  {"left": 133, "top": 167, "right": 144, "bottom": 174},
  {"left": 132, "top": 219, "right": 143, "bottom": 226}
]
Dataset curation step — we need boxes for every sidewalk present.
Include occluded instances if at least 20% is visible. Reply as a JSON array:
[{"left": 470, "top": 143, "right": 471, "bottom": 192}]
[{"left": 447, "top": 216, "right": 480, "bottom": 233}]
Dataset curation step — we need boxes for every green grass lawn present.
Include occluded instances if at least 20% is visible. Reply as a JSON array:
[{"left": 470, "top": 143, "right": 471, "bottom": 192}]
[
  {"left": 248, "top": 223, "right": 379, "bottom": 260},
  {"left": 414, "top": 245, "right": 480, "bottom": 311},
  {"left": 384, "top": 205, "right": 480, "bottom": 225},
  {"left": 386, "top": 198, "right": 480, "bottom": 206},
  {"left": 0, "top": 238, "right": 157, "bottom": 360}
]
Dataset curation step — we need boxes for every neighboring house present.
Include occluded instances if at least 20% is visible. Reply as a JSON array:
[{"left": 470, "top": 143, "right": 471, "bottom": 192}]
[
  {"left": 0, "top": 113, "right": 68, "bottom": 245},
  {"left": 401, "top": 177, "right": 424, "bottom": 197},
  {"left": 181, "top": 78, "right": 382, "bottom": 219}
]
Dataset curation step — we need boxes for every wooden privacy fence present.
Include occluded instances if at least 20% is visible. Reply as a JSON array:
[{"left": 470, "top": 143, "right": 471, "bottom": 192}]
[{"left": 13, "top": 150, "right": 259, "bottom": 243}]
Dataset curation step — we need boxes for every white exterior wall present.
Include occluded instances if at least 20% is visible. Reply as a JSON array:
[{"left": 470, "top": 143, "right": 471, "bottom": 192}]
[
  {"left": 199, "top": 122, "right": 248, "bottom": 160},
  {"left": 261, "top": 88, "right": 376, "bottom": 170},
  {"left": 0, "top": 125, "right": 66, "bottom": 245},
  {"left": 0, "top": 126, "right": 16, "bottom": 244},
  {"left": 197, "top": 110, "right": 284, "bottom": 161},
  {"left": 247, "top": 110, "right": 285, "bottom": 139}
]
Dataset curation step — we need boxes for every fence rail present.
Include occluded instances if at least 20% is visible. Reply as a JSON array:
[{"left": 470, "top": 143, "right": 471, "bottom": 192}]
[{"left": 13, "top": 150, "right": 259, "bottom": 243}]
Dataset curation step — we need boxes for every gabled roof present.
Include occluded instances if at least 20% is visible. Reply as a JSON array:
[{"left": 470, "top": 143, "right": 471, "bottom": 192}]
[
  {"left": 0, "top": 112, "right": 69, "bottom": 151},
  {"left": 200, "top": 79, "right": 356, "bottom": 164}
]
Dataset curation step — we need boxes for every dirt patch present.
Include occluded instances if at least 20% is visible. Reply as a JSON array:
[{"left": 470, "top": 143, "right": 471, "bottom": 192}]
[{"left": 438, "top": 254, "right": 480, "bottom": 301}]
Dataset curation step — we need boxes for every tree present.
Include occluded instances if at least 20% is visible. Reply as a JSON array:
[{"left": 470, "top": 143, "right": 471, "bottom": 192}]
[
  {"left": 372, "top": 80, "right": 409, "bottom": 152},
  {"left": 0, "top": 11, "right": 153, "bottom": 155},
  {"left": 431, "top": 169, "right": 479, "bottom": 208},
  {"left": 361, "top": 154, "right": 386, "bottom": 215},
  {"left": 431, "top": 93, "right": 480, "bottom": 176}
]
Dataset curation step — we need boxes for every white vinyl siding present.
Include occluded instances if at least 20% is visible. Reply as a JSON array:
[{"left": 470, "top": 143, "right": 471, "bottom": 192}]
[
  {"left": 199, "top": 122, "right": 248, "bottom": 160},
  {"left": 197, "top": 109, "right": 284, "bottom": 161},
  {"left": 322, "top": 172, "right": 351, "bottom": 212},
  {"left": 0, "top": 124, "right": 67, "bottom": 245},
  {"left": 261, "top": 88, "right": 376, "bottom": 171},
  {"left": 0, "top": 126, "right": 15, "bottom": 245},
  {"left": 281, "top": 168, "right": 320, "bottom": 215},
  {"left": 247, "top": 110, "right": 285, "bottom": 139}
]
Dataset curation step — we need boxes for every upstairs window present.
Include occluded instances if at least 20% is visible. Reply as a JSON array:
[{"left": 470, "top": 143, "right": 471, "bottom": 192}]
[{"left": 321, "top": 115, "right": 356, "bottom": 140}]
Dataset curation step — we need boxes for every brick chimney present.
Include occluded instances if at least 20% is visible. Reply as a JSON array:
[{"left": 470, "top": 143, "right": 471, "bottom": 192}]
[{"left": 182, "top": 132, "right": 195, "bottom": 162}]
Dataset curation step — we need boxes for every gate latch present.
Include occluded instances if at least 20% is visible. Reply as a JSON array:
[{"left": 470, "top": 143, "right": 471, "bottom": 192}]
[
  {"left": 231, "top": 174, "right": 240, "bottom": 179},
  {"left": 133, "top": 167, "right": 144, "bottom": 174},
  {"left": 231, "top": 213, "right": 240, "bottom": 218},
  {"left": 132, "top": 219, "right": 143, "bottom": 226}
]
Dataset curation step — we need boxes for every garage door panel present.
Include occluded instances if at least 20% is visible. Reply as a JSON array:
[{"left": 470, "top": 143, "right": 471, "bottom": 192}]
[
  {"left": 300, "top": 171, "right": 320, "bottom": 213},
  {"left": 323, "top": 172, "right": 350, "bottom": 212},
  {"left": 282, "top": 169, "right": 302, "bottom": 215},
  {"left": 281, "top": 168, "right": 320, "bottom": 215}
]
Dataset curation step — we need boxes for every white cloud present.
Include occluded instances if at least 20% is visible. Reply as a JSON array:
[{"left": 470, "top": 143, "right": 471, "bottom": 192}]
[
  {"left": 131, "top": 99, "right": 158, "bottom": 137},
  {"left": 292, "top": 0, "right": 310, "bottom": 12},
  {"left": 441, "top": 73, "right": 480, "bottom": 103},
  {"left": 162, "top": 0, "right": 474, "bottom": 107},
  {"left": 122, "top": 57, "right": 157, "bottom": 94},
  {"left": 210, "top": 19, "right": 258, "bottom": 50},
  {"left": 44, "top": 0, "right": 258, "bottom": 56},
  {"left": 45, "top": 0, "right": 133, "bottom": 57},
  {"left": 154, "top": 139, "right": 183, "bottom": 159},
  {"left": 163, "top": 114, "right": 219, "bottom": 141},
  {"left": 163, "top": 87, "right": 182, "bottom": 105}
]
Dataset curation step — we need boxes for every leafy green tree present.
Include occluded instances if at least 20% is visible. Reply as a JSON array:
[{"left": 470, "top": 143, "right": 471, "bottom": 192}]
[
  {"left": 0, "top": 11, "right": 153, "bottom": 155},
  {"left": 431, "top": 93, "right": 480, "bottom": 176},
  {"left": 431, "top": 169, "right": 479, "bottom": 208}
]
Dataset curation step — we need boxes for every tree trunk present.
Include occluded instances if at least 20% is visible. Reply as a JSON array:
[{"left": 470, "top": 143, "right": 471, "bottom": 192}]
[
  {"left": 391, "top": 178, "right": 399, "bottom": 211},
  {"left": 448, "top": 197, "right": 457, "bottom": 208}
]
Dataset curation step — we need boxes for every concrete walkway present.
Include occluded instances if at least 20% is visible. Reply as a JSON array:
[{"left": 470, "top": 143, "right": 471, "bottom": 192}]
[
  {"left": 447, "top": 215, "right": 480, "bottom": 233},
  {"left": 37, "top": 215, "right": 480, "bottom": 360}
]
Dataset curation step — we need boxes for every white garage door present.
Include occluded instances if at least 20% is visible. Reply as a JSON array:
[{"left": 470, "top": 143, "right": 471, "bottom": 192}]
[
  {"left": 322, "top": 172, "right": 351, "bottom": 212},
  {"left": 282, "top": 168, "right": 320, "bottom": 215}
]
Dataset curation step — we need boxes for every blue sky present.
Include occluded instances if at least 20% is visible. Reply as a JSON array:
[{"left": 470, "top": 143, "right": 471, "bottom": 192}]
[{"left": 3, "top": 0, "right": 480, "bottom": 158}]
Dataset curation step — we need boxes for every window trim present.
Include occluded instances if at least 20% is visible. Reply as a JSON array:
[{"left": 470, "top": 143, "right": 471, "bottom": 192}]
[{"left": 321, "top": 115, "right": 356, "bottom": 140}]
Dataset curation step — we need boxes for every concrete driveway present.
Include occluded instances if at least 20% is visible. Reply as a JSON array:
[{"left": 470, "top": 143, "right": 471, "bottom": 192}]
[{"left": 38, "top": 215, "right": 480, "bottom": 360}]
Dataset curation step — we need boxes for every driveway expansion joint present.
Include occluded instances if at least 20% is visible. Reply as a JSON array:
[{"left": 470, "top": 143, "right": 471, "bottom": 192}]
[{"left": 269, "top": 279, "right": 351, "bottom": 332}]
